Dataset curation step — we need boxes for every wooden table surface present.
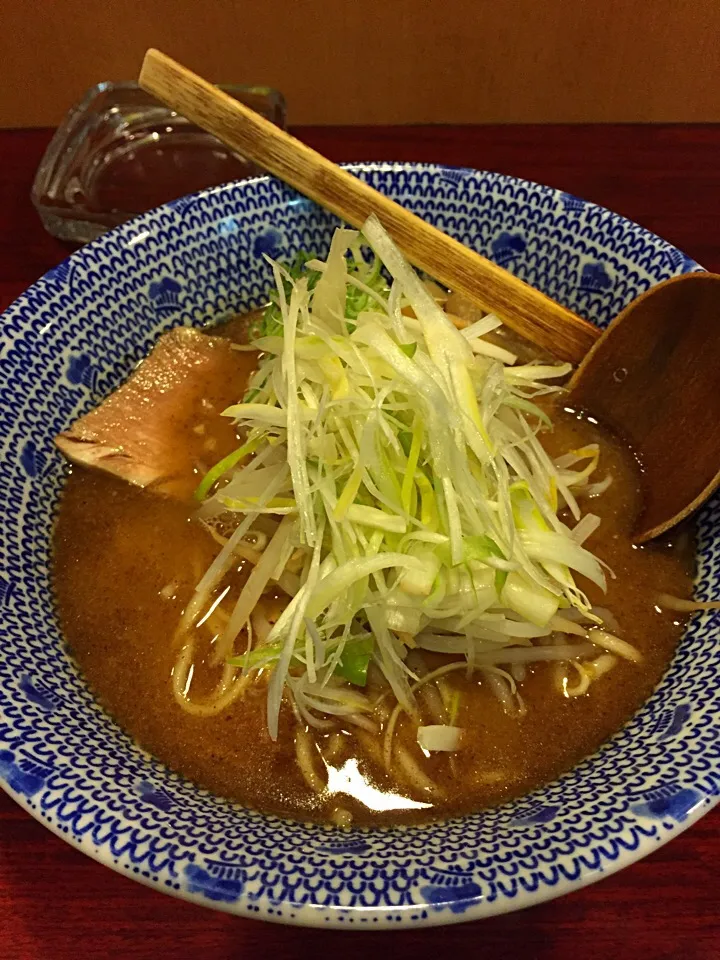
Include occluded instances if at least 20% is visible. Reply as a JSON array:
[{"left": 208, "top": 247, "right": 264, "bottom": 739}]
[{"left": 1, "top": 125, "right": 719, "bottom": 960}]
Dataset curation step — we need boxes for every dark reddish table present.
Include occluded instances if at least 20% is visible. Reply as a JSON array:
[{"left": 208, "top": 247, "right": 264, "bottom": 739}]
[{"left": 1, "top": 126, "right": 719, "bottom": 960}]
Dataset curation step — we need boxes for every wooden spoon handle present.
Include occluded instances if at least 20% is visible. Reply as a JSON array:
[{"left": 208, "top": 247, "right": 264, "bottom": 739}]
[{"left": 140, "top": 49, "right": 599, "bottom": 362}]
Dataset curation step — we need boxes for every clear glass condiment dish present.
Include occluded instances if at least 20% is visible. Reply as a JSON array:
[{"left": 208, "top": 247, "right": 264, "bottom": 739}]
[{"left": 32, "top": 81, "right": 286, "bottom": 243}]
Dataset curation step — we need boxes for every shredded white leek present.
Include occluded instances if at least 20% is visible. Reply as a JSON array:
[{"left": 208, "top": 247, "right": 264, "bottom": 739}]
[
  {"left": 190, "top": 217, "right": 629, "bottom": 739},
  {"left": 417, "top": 725, "right": 464, "bottom": 752}
]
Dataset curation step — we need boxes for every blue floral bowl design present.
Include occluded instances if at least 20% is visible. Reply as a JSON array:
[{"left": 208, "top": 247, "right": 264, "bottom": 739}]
[{"left": 1, "top": 163, "right": 718, "bottom": 928}]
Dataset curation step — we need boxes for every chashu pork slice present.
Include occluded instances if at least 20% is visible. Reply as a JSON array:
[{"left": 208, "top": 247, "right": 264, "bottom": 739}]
[{"left": 55, "top": 327, "right": 256, "bottom": 499}]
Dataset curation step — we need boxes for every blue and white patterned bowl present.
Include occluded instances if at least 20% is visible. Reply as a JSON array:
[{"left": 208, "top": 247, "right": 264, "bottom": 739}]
[{"left": 1, "top": 163, "right": 718, "bottom": 927}]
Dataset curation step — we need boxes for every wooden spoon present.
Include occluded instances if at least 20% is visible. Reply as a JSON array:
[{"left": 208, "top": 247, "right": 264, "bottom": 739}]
[{"left": 139, "top": 49, "right": 720, "bottom": 543}]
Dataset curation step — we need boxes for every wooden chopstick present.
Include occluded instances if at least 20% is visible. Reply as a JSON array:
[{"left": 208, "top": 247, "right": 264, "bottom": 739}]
[{"left": 140, "top": 49, "right": 599, "bottom": 362}]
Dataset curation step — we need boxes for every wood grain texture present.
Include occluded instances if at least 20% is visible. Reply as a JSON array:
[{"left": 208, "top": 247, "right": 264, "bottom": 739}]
[
  {"left": 2, "top": 0, "right": 720, "bottom": 127},
  {"left": 569, "top": 273, "right": 720, "bottom": 542},
  {"left": 140, "top": 49, "right": 598, "bottom": 361},
  {"left": 1, "top": 124, "right": 720, "bottom": 957}
]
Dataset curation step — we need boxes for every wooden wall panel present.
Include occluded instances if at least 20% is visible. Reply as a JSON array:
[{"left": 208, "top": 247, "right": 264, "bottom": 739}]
[{"left": 1, "top": 0, "right": 719, "bottom": 127}]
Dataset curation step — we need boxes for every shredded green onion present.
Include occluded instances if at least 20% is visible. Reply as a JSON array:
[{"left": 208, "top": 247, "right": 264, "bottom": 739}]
[
  {"left": 193, "top": 217, "right": 619, "bottom": 739},
  {"left": 194, "top": 436, "right": 262, "bottom": 501}
]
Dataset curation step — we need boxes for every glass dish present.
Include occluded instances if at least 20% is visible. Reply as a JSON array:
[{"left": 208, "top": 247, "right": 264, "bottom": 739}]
[{"left": 31, "top": 81, "right": 286, "bottom": 243}]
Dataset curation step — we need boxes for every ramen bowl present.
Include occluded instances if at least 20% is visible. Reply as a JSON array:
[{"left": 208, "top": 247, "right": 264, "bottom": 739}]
[{"left": 1, "top": 164, "right": 718, "bottom": 927}]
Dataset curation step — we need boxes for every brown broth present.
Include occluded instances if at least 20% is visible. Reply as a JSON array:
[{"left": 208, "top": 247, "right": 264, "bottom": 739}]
[{"left": 52, "top": 374, "right": 694, "bottom": 826}]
